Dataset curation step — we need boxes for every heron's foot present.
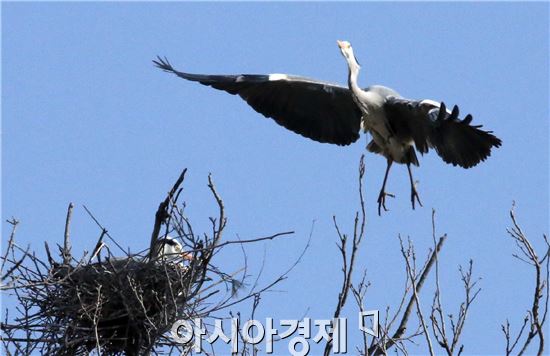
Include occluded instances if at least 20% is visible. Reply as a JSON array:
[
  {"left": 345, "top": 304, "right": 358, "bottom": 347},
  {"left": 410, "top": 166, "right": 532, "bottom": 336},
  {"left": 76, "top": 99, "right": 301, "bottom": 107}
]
[
  {"left": 410, "top": 181, "right": 423, "bottom": 210},
  {"left": 377, "top": 190, "right": 395, "bottom": 215}
]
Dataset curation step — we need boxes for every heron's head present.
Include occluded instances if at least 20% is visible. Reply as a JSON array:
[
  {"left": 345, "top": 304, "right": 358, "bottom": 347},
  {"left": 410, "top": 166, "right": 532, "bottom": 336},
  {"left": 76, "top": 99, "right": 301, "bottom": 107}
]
[
  {"left": 154, "top": 236, "right": 191, "bottom": 263},
  {"left": 337, "top": 40, "right": 361, "bottom": 69}
]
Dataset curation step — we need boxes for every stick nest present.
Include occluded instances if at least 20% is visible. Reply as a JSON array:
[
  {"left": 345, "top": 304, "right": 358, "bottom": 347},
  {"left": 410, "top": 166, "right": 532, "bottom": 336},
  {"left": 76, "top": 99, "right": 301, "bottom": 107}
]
[
  {"left": 37, "top": 254, "right": 195, "bottom": 355},
  {"left": 1, "top": 170, "right": 223, "bottom": 355},
  {"left": 2, "top": 169, "right": 292, "bottom": 355}
]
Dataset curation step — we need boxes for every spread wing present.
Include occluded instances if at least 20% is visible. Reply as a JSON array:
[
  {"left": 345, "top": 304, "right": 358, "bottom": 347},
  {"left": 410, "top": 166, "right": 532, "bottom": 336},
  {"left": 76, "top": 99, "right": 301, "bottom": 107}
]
[
  {"left": 154, "top": 57, "right": 362, "bottom": 146},
  {"left": 384, "top": 98, "right": 502, "bottom": 168}
]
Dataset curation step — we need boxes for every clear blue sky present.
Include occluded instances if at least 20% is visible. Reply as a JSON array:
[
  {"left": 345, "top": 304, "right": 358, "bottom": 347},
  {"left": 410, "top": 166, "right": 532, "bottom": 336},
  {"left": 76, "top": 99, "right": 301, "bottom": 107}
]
[{"left": 2, "top": 2, "right": 549, "bottom": 354}]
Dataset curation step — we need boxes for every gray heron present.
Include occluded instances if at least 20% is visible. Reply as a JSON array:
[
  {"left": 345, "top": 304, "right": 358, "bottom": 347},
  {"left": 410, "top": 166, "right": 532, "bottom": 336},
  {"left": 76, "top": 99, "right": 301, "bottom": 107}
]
[
  {"left": 154, "top": 40, "right": 501, "bottom": 215},
  {"left": 96, "top": 236, "right": 191, "bottom": 265},
  {"left": 151, "top": 236, "right": 192, "bottom": 264}
]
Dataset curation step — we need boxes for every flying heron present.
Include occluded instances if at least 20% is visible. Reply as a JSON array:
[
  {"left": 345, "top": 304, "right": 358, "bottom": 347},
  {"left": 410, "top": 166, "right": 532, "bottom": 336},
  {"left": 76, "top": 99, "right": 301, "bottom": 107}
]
[{"left": 154, "top": 40, "right": 501, "bottom": 215}]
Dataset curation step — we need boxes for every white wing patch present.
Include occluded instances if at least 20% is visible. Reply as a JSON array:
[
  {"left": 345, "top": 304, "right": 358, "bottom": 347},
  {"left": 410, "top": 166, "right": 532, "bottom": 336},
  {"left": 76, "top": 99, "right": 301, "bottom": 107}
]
[
  {"left": 420, "top": 99, "right": 453, "bottom": 113},
  {"left": 420, "top": 99, "right": 441, "bottom": 108},
  {"left": 268, "top": 73, "right": 289, "bottom": 81}
]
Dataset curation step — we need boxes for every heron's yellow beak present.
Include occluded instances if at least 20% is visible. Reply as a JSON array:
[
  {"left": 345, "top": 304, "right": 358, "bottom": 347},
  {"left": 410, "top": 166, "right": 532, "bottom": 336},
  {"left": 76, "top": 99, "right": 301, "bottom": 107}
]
[
  {"left": 337, "top": 40, "right": 350, "bottom": 49},
  {"left": 181, "top": 252, "right": 193, "bottom": 261}
]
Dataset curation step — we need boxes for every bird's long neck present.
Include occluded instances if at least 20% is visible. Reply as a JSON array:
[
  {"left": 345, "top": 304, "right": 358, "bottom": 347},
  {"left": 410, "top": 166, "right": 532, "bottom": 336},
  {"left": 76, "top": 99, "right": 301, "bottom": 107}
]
[
  {"left": 345, "top": 58, "right": 376, "bottom": 116},
  {"left": 346, "top": 61, "right": 362, "bottom": 95}
]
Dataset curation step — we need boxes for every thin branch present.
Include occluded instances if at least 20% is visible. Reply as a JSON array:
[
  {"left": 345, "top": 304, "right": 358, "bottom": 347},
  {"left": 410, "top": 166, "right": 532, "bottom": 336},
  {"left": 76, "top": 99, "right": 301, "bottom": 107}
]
[
  {"left": 185, "top": 231, "right": 294, "bottom": 254},
  {"left": 82, "top": 205, "right": 126, "bottom": 255},
  {"left": 399, "top": 236, "right": 435, "bottom": 356},
  {"left": 504, "top": 205, "right": 548, "bottom": 356},
  {"left": 149, "top": 168, "right": 188, "bottom": 259},
  {"left": 62, "top": 203, "right": 74, "bottom": 265},
  {"left": 324, "top": 155, "right": 366, "bottom": 356},
  {"left": 370, "top": 235, "right": 447, "bottom": 355}
]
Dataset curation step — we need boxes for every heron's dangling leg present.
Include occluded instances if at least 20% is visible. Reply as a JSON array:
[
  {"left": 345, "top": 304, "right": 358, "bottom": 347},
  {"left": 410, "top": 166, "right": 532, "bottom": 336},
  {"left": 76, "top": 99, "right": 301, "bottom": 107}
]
[
  {"left": 407, "top": 163, "right": 423, "bottom": 210},
  {"left": 377, "top": 159, "right": 395, "bottom": 215}
]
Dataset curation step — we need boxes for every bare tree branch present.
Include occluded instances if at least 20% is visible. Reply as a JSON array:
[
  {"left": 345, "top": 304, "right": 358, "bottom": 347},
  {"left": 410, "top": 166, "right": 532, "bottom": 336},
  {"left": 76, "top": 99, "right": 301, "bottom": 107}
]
[
  {"left": 149, "top": 168, "right": 188, "bottom": 259},
  {"left": 502, "top": 204, "right": 549, "bottom": 356},
  {"left": 429, "top": 209, "right": 480, "bottom": 356},
  {"left": 62, "top": 203, "right": 74, "bottom": 265},
  {"left": 399, "top": 236, "right": 435, "bottom": 356},
  {"left": 324, "top": 155, "right": 366, "bottom": 356},
  {"left": 369, "top": 234, "right": 446, "bottom": 355}
]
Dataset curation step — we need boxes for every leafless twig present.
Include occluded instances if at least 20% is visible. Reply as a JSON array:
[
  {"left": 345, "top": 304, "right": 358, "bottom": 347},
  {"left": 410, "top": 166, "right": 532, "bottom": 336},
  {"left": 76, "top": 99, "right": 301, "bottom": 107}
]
[
  {"left": 502, "top": 204, "right": 549, "bottom": 356},
  {"left": 62, "top": 203, "right": 74, "bottom": 265},
  {"left": 429, "top": 210, "right": 481, "bottom": 356},
  {"left": 324, "top": 155, "right": 366, "bottom": 356},
  {"left": 399, "top": 236, "right": 435, "bottom": 356},
  {"left": 369, "top": 234, "right": 446, "bottom": 355}
]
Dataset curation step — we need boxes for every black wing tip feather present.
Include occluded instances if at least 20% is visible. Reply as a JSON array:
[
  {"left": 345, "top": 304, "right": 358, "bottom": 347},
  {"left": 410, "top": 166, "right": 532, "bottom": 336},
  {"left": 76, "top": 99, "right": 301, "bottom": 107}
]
[
  {"left": 153, "top": 56, "right": 176, "bottom": 73},
  {"left": 456, "top": 111, "right": 503, "bottom": 150},
  {"left": 448, "top": 129, "right": 502, "bottom": 169},
  {"left": 449, "top": 130, "right": 502, "bottom": 169},
  {"left": 433, "top": 103, "right": 502, "bottom": 169},
  {"left": 152, "top": 56, "right": 236, "bottom": 89},
  {"left": 153, "top": 58, "right": 362, "bottom": 146},
  {"left": 437, "top": 102, "right": 447, "bottom": 121},
  {"left": 451, "top": 105, "right": 459, "bottom": 119}
]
